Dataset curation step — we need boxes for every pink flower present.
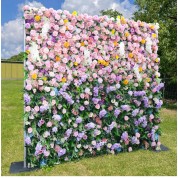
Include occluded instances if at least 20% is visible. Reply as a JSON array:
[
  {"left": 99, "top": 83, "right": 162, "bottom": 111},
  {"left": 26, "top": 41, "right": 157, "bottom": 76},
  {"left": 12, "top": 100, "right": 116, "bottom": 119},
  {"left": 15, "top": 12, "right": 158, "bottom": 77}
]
[
  {"left": 53, "top": 31, "right": 58, "bottom": 37},
  {"left": 124, "top": 116, "right": 129, "bottom": 121},
  {"left": 25, "top": 106, "right": 31, "bottom": 112},
  {"left": 95, "top": 104, "right": 100, "bottom": 109},
  {"left": 47, "top": 121, "right": 52, "bottom": 127},
  {"left": 136, "top": 133, "right": 140, "bottom": 138},
  {"left": 25, "top": 84, "right": 32, "bottom": 91},
  {"left": 44, "top": 150, "right": 50, "bottom": 157},
  {"left": 34, "top": 106, "right": 39, "bottom": 112},
  {"left": 28, "top": 127, "right": 33, "bottom": 133}
]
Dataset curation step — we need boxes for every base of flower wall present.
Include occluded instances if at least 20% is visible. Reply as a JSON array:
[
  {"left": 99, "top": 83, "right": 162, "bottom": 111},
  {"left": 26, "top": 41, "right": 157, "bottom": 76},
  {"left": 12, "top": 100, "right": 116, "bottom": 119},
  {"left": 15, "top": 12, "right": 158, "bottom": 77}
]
[
  {"left": 10, "top": 144, "right": 169, "bottom": 173},
  {"left": 9, "top": 161, "right": 39, "bottom": 174}
]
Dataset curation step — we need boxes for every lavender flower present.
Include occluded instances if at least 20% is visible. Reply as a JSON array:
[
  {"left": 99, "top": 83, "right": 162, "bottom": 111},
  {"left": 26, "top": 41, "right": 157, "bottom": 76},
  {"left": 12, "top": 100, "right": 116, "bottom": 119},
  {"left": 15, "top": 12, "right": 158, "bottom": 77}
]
[
  {"left": 132, "top": 109, "right": 139, "bottom": 117},
  {"left": 121, "top": 131, "right": 128, "bottom": 141},
  {"left": 58, "top": 148, "right": 66, "bottom": 157},
  {"left": 25, "top": 137, "right": 31, "bottom": 145},
  {"left": 24, "top": 93, "right": 31, "bottom": 105},
  {"left": 52, "top": 127, "right": 58, "bottom": 133},
  {"left": 85, "top": 122, "right": 95, "bottom": 129},
  {"left": 114, "top": 109, "right": 121, "bottom": 117},
  {"left": 93, "top": 87, "right": 99, "bottom": 96},
  {"left": 76, "top": 117, "right": 82, "bottom": 124},
  {"left": 53, "top": 115, "right": 62, "bottom": 121},
  {"left": 134, "top": 91, "right": 146, "bottom": 97},
  {"left": 99, "top": 109, "right": 107, "bottom": 118},
  {"left": 121, "top": 105, "right": 130, "bottom": 111},
  {"left": 65, "top": 128, "right": 72, "bottom": 137},
  {"left": 111, "top": 143, "right": 121, "bottom": 150}
]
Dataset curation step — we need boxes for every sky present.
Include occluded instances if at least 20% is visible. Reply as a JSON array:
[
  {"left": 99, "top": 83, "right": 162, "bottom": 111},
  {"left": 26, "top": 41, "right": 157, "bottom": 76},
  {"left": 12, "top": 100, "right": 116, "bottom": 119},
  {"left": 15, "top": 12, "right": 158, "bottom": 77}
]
[{"left": 1, "top": 0, "right": 137, "bottom": 59}]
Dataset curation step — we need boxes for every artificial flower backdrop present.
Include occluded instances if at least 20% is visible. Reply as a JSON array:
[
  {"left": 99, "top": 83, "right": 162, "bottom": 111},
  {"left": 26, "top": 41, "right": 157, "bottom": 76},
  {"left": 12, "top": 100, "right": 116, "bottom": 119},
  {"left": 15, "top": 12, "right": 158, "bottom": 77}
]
[{"left": 24, "top": 6, "right": 163, "bottom": 167}]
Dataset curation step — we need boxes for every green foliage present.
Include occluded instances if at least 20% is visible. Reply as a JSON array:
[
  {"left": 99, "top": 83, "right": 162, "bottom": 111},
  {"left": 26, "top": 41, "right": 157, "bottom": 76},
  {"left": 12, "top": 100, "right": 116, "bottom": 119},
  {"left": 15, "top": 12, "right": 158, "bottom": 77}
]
[
  {"left": 3, "top": 52, "right": 25, "bottom": 62},
  {"left": 133, "top": 0, "right": 177, "bottom": 84},
  {"left": 100, "top": 9, "right": 123, "bottom": 19}
]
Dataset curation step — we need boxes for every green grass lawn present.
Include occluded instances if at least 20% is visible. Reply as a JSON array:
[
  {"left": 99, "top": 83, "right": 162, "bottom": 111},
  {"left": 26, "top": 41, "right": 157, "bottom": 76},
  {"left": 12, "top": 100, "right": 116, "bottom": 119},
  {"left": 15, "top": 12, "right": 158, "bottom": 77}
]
[{"left": 1, "top": 80, "right": 177, "bottom": 176}]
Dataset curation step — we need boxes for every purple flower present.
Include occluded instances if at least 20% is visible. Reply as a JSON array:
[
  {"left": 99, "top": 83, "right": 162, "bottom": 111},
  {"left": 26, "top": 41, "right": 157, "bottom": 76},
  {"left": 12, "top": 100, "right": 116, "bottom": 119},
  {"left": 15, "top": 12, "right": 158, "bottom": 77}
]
[
  {"left": 111, "top": 143, "right": 121, "bottom": 150},
  {"left": 25, "top": 23, "right": 31, "bottom": 29},
  {"left": 40, "top": 105, "right": 49, "bottom": 113},
  {"left": 25, "top": 137, "right": 31, "bottom": 145},
  {"left": 114, "top": 109, "right": 121, "bottom": 117},
  {"left": 156, "top": 83, "right": 164, "bottom": 92},
  {"left": 92, "top": 98, "right": 101, "bottom": 104},
  {"left": 53, "top": 115, "right": 62, "bottom": 121},
  {"left": 79, "top": 106, "right": 85, "bottom": 111},
  {"left": 143, "top": 97, "right": 149, "bottom": 108},
  {"left": 131, "top": 136, "right": 138, "bottom": 144},
  {"left": 76, "top": 117, "right": 82, "bottom": 124},
  {"left": 77, "top": 132, "right": 85, "bottom": 141},
  {"left": 58, "top": 148, "right": 66, "bottom": 157},
  {"left": 93, "top": 87, "right": 99, "bottom": 96},
  {"left": 38, "top": 119, "right": 45, "bottom": 127},
  {"left": 85, "top": 122, "right": 95, "bottom": 129},
  {"left": 65, "top": 128, "right": 72, "bottom": 137},
  {"left": 121, "top": 131, "right": 128, "bottom": 141},
  {"left": 99, "top": 109, "right": 107, "bottom": 118},
  {"left": 24, "top": 93, "right": 31, "bottom": 105},
  {"left": 121, "top": 105, "right": 130, "bottom": 111},
  {"left": 35, "top": 143, "right": 42, "bottom": 156},
  {"left": 134, "top": 91, "right": 146, "bottom": 97},
  {"left": 132, "top": 109, "right": 139, "bottom": 117}
]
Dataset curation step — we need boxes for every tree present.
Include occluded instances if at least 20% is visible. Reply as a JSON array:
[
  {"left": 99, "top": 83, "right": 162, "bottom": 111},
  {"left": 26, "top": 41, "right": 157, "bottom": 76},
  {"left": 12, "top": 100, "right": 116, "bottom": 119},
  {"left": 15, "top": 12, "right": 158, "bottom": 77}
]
[
  {"left": 2, "top": 52, "right": 25, "bottom": 62},
  {"left": 100, "top": 9, "right": 123, "bottom": 19},
  {"left": 133, "top": 0, "right": 177, "bottom": 84}
]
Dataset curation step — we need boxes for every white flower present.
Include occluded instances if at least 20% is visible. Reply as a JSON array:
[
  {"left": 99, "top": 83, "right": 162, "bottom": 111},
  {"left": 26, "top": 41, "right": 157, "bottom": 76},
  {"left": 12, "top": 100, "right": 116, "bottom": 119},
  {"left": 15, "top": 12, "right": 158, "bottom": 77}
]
[
  {"left": 41, "top": 17, "right": 50, "bottom": 39},
  {"left": 107, "top": 143, "right": 112, "bottom": 148},
  {"left": 92, "top": 140, "right": 96, "bottom": 146},
  {"left": 119, "top": 42, "right": 125, "bottom": 57},
  {"left": 116, "top": 83, "right": 121, "bottom": 89},
  {"left": 44, "top": 87, "right": 50, "bottom": 92},
  {"left": 29, "top": 42, "right": 41, "bottom": 62},
  {"left": 146, "top": 37, "right": 152, "bottom": 53},
  {"left": 77, "top": 144, "right": 81, "bottom": 148},
  {"left": 133, "top": 64, "right": 142, "bottom": 82}
]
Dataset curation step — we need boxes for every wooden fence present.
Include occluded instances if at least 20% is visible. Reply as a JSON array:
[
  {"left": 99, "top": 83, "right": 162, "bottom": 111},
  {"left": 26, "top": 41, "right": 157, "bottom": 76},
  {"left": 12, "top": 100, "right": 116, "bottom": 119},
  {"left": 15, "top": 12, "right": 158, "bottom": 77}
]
[{"left": 1, "top": 61, "right": 24, "bottom": 80}]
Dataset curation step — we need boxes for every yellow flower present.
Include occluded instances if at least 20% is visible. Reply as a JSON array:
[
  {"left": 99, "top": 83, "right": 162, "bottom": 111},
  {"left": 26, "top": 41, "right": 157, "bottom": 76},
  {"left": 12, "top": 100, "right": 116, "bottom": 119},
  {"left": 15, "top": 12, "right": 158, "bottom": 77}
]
[
  {"left": 55, "top": 56, "right": 60, "bottom": 62},
  {"left": 80, "top": 42, "right": 85, "bottom": 46},
  {"left": 104, "top": 62, "right": 109, "bottom": 66},
  {"left": 31, "top": 73, "right": 37, "bottom": 80},
  {"left": 123, "top": 79, "right": 129, "bottom": 85},
  {"left": 152, "top": 33, "right": 157, "bottom": 38},
  {"left": 141, "top": 39, "right": 146, "bottom": 44},
  {"left": 115, "top": 55, "right": 119, "bottom": 59},
  {"left": 66, "top": 26, "right": 69, "bottom": 30},
  {"left": 121, "top": 16, "right": 126, "bottom": 24},
  {"left": 111, "top": 29, "right": 115, "bottom": 35},
  {"left": 72, "top": 11, "right": 78, "bottom": 16},
  {"left": 63, "top": 19, "right": 68, "bottom": 24},
  {"left": 26, "top": 50, "right": 30, "bottom": 54},
  {"left": 139, "top": 67, "right": 143, "bottom": 72},
  {"left": 74, "top": 62, "right": 78, "bottom": 66},
  {"left": 113, "top": 41, "right": 118, "bottom": 46},
  {"left": 150, "top": 25, "right": 155, "bottom": 30},
  {"left": 155, "top": 58, "right": 160, "bottom": 63},
  {"left": 61, "top": 77, "right": 67, "bottom": 83},
  {"left": 128, "top": 53, "right": 134, "bottom": 58},
  {"left": 34, "top": 15, "right": 41, "bottom": 22},
  {"left": 125, "top": 32, "right": 130, "bottom": 37},
  {"left": 146, "top": 78, "right": 151, "bottom": 82},
  {"left": 42, "top": 76, "right": 47, "bottom": 81},
  {"left": 64, "top": 41, "right": 70, "bottom": 48},
  {"left": 117, "top": 15, "right": 121, "bottom": 19}
]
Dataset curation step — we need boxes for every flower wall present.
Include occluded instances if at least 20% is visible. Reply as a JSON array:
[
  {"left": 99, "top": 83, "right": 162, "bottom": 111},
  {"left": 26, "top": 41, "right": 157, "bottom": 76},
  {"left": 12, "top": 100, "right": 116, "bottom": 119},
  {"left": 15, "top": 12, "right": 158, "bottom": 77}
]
[{"left": 24, "top": 6, "right": 164, "bottom": 167}]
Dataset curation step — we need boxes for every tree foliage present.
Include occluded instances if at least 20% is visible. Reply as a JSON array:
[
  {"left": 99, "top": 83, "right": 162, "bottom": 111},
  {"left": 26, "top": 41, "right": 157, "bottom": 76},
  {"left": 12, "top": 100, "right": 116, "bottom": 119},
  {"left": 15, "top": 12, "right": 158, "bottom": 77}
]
[
  {"left": 100, "top": 9, "right": 123, "bottom": 19},
  {"left": 133, "top": 0, "right": 177, "bottom": 84},
  {"left": 2, "top": 52, "right": 24, "bottom": 62}
]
